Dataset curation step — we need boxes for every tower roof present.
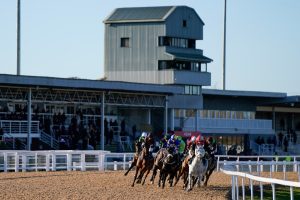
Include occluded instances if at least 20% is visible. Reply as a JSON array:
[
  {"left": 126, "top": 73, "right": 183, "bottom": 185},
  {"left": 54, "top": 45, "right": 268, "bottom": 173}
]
[{"left": 104, "top": 6, "right": 202, "bottom": 24}]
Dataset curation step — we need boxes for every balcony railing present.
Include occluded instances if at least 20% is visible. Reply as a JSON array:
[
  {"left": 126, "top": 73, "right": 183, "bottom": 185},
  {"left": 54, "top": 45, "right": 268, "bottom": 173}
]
[
  {"left": 175, "top": 118, "right": 273, "bottom": 133},
  {"left": 0, "top": 120, "right": 40, "bottom": 137}
]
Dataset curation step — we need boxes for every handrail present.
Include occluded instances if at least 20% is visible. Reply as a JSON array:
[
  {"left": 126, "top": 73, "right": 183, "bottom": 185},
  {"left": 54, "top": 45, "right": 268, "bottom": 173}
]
[
  {"left": 221, "top": 162, "right": 300, "bottom": 200},
  {"left": 221, "top": 167, "right": 300, "bottom": 187},
  {"left": 0, "top": 120, "right": 40, "bottom": 135}
]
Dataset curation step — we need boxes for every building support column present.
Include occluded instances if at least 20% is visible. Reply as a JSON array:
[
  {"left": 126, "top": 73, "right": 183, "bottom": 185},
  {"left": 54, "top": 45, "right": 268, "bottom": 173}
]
[
  {"left": 170, "top": 109, "right": 174, "bottom": 131},
  {"left": 272, "top": 107, "right": 276, "bottom": 131},
  {"left": 164, "top": 96, "right": 168, "bottom": 134},
  {"left": 147, "top": 109, "right": 151, "bottom": 124},
  {"left": 101, "top": 92, "right": 105, "bottom": 150},
  {"left": 195, "top": 109, "right": 198, "bottom": 131},
  {"left": 27, "top": 88, "right": 32, "bottom": 150}
]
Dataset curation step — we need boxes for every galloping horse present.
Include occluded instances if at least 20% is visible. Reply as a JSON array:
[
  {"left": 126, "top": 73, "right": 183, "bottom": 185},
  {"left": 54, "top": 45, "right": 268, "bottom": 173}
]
[
  {"left": 124, "top": 140, "right": 142, "bottom": 176},
  {"left": 149, "top": 147, "right": 169, "bottom": 185},
  {"left": 186, "top": 145, "right": 208, "bottom": 191},
  {"left": 157, "top": 152, "right": 181, "bottom": 188},
  {"left": 174, "top": 154, "right": 189, "bottom": 189},
  {"left": 203, "top": 154, "right": 217, "bottom": 186},
  {"left": 131, "top": 135, "right": 154, "bottom": 187}
]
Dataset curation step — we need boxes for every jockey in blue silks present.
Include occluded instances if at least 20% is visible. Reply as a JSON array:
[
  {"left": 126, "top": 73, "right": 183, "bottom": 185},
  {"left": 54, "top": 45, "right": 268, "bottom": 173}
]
[{"left": 167, "top": 134, "right": 180, "bottom": 155}]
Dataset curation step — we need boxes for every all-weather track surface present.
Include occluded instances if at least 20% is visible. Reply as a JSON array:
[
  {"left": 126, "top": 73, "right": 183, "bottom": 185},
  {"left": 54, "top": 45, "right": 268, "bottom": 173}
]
[
  {"left": 0, "top": 171, "right": 232, "bottom": 200},
  {"left": 1, "top": 171, "right": 298, "bottom": 200}
]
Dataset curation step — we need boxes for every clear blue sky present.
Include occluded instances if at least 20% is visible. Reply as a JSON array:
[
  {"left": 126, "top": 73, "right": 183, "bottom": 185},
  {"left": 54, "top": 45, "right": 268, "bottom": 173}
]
[{"left": 1, "top": 0, "right": 300, "bottom": 95}]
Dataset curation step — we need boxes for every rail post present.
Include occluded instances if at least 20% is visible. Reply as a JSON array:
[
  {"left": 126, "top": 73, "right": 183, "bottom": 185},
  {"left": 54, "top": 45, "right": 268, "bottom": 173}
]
[
  {"left": 271, "top": 183, "right": 276, "bottom": 200},
  {"left": 81, "top": 153, "right": 86, "bottom": 171},
  {"left": 241, "top": 177, "right": 245, "bottom": 200},
  {"left": 15, "top": 152, "right": 19, "bottom": 172},
  {"left": 232, "top": 175, "right": 236, "bottom": 200},
  {"left": 52, "top": 153, "right": 56, "bottom": 171},
  {"left": 290, "top": 186, "right": 294, "bottom": 200},
  {"left": 217, "top": 156, "right": 220, "bottom": 172},
  {"left": 3, "top": 152, "right": 7, "bottom": 172}
]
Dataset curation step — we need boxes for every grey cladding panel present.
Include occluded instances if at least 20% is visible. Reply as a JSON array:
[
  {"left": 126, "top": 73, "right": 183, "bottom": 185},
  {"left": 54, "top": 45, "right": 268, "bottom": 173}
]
[{"left": 165, "top": 7, "right": 203, "bottom": 39}]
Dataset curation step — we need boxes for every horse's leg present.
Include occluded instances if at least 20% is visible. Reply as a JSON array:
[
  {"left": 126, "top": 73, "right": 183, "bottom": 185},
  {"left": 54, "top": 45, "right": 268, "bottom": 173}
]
[
  {"left": 162, "top": 172, "right": 167, "bottom": 189},
  {"left": 131, "top": 167, "right": 139, "bottom": 187},
  {"left": 158, "top": 170, "right": 163, "bottom": 188},
  {"left": 137, "top": 166, "right": 147, "bottom": 184},
  {"left": 142, "top": 168, "right": 151, "bottom": 185},
  {"left": 186, "top": 173, "right": 192, "bottom": 191},
  {"left": 204, "top": 161, "right": 216, "bottom": 186},
  {"left": 169, "top": 173, "right": 174, "bottom": 187},
  {"left": 174, "top": 167, "right": 183, "bottom": 186},
  {"left": 150, "top": 165, "right": 158, "bottom": 184},
  {"left": 124, "top": 158, "right": 136, "bottom": 176}
]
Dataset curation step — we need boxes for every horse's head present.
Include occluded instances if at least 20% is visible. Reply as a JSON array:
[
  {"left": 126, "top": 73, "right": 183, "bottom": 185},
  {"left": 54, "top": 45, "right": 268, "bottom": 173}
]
[
  {"left": 195, "top": 145, "right": 205, "bottom": 158},
  {"left": 163, "top": 153, "right": 175, "bottom": 168}
]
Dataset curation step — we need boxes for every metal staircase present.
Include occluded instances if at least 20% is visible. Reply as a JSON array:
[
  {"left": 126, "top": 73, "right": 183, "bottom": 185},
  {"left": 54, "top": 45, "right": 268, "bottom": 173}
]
[{"left": 40, "top": 131, "right": 59, "bottom": 150}]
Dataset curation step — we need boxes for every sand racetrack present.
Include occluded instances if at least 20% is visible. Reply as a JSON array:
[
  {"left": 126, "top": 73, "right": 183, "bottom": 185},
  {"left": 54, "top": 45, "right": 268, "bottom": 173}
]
[{"left": 0, "top": 171, "right": 232, "bottom": 200}]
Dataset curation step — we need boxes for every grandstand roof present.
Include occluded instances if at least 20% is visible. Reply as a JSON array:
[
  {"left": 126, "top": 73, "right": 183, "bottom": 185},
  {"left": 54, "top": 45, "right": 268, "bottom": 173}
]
[
  {"left": 0, "top": 74, "right": 182, "bottom": 95},
  {"left": 202, "top": 88, "right": 287, "bottom": 98}
]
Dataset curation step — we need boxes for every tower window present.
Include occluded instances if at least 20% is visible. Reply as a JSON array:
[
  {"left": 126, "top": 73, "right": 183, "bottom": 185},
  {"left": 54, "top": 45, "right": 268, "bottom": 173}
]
[
  {"left": 182, "top": 20, "right": 187, "bottom": 27},
  {"left": 121, "top": 38, "right": 129, "bottom": 47}
]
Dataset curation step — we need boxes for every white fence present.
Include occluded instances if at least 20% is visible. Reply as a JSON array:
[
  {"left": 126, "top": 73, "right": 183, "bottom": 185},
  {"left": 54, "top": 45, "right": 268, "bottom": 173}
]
[
  {"left": 220, "top": 158, "right": 300, "bottom": 200},
  {"left": 0, "top": 150, "right": 135, "bottom": 172}
]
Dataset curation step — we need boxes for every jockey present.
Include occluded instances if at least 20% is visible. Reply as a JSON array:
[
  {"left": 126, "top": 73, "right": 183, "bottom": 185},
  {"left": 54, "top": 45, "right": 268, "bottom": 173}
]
[
  {"left": 204, "top": 136, "right": 217, "bottom": 159},
  {"left": 160, "top": 132, "right": 171, "bottom": 148},
  {"left": 176, "top": 135, "right": 186, "bottom": 161},
  {"left": 188, "top": 135, "right": 205, "bottom": 164},
  {"left": 138, "top": 132, "right": 148, "bottom": 148},
  {"left": 176, "top": 136, "right": 186, "bottom": 155},
  {"left": 167, "top": 134, "right": 180, "bottom": 155}
]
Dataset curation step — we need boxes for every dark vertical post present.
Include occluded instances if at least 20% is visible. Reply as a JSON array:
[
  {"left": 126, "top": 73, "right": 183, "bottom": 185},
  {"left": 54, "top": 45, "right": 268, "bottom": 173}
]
[
  {"left": 165, "top": 96, "right": 168, "bottom": 134},
  {"left": 17, "top": 0, "right": 21, "bottom": 75},
  {"left": 27, "top": 88, "right": 32, "bottom": 150},
  {"left": 101, "top": 92, "right": 105, "bottom": 150},
  {"left": 223, "top": 0, "right": 227, "bottom": 90}
]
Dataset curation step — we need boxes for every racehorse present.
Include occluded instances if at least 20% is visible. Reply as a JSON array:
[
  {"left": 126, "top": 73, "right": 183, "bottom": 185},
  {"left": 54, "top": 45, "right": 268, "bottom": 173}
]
[
  {"left": 131, "top": 135, "right": 154, "bottom": 187},
  {"left": 174, "top": 154, "right": 189, "bottom": 189},
  {"left": 186, "top": 145, "right": 208, "bottom": 191},
  {"left": 124, "top": 140, "right": 142, "bottom": 176},
  {"left": 203, "top": 154, "right": 217, "bottom": 186},
  {"left": 149, "top": 147, "right": 169, "bottom": 185},
  {"left": 157, "top": 152, "right": 181, "bottom": 189}
]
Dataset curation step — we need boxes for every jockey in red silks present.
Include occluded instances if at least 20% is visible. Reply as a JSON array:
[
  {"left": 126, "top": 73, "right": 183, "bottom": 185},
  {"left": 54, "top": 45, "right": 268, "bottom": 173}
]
[{"left": 188, "top": 135, "right": 205, "bottom": 164}]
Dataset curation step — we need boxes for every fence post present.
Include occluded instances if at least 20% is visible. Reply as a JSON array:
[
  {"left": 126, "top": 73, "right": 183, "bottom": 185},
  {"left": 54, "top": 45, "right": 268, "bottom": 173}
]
[
  {"left": 250, "top": 179, "right": 253, "bottom": 200},
  {"left": 248, "top": 160, "right": 252, "bottom": 173},
  {"left": 15, "top": 152, "right": 19, "bottom": 172},
  {"left": 271, "top": 183, "right": 276, "bottom": 200},
  {"left": 123, "top": 154, "right": 126, "bottom": 170},
  {"left": 67, "top": 153, "right": 72, "bottom": 171},
  {"left": 260, "top": 182, "right": 263, "bottom": 200},
  {"left": 3, "top": 152, "right": 7, "bottom": 172},
  {"left": 290, "top": 186, "right": 294, "bottom": 200},
  {"left": 52, "top": 153, "right": 56, "bottom": 171},
  {"left": 46, "top": 154, "right": 50, "bottom": 171},
  {"left": 81, "top": 153, "right": 86, "bottom": 171},
  {"left": 217, "top": 156, "right": 220, "bottom": 172},
  {"left": 283, "top": 161, "right": 286, "bottom": 180},
  {"left": 232, "top": 176, "right": 236, "bottom": 200},
  {"left": 293, "top": 157, "right": 297, "bottom": 172},
  {"left": 241, "top": 177, "right": 245, "bottom": 200},
  {"left": 114, "top": 161, "right": 117, "bottom": 171},
  {"left": 235, "top": 176, "right": 239, "bottom": 200},
  {"left": 35, "top": 153, "right": 38, "bottom": 171},
  {"left": 22, "top": 155, "right": 26, "bottom": 172}
]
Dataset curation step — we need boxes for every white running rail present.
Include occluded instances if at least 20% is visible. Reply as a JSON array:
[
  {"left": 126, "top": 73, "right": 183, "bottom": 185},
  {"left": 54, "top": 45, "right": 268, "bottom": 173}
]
[{"left": 221, "top": 164, "right": 300, "bottom": 200}]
